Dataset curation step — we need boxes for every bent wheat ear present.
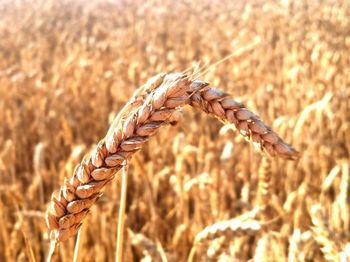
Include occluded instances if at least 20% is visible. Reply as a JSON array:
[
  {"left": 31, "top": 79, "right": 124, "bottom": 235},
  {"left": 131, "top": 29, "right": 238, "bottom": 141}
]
[
  {"left": 46, "top": 73, "right": 297, "bottom": 245},
  {"left": 194, "top": 218, "right": 262, "bottom": 244},
  {"left": 189, "top": 86, "right": 298, "bottom": 160},
  {"left": 188, "top": 212, "right": 263, "bottom": 262}
]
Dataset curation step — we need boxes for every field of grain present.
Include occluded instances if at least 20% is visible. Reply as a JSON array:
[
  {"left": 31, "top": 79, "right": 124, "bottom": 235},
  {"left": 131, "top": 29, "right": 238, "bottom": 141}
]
[{"left": 0, "top": 0, "right": 349, "bottom": 261}]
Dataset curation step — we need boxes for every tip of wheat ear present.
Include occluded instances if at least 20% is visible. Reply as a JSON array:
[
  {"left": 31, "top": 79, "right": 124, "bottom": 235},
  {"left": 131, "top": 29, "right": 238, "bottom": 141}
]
[
  {"left": 46, "top": 73, "right": 298, "bottom": 243},
  {"left": 189, "top": 86, "right": 299, "bottom": 160}
]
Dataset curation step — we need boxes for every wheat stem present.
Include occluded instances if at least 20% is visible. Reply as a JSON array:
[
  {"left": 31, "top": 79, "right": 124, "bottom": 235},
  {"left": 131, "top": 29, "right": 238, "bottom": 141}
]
[
  {"left": 47, "top": 241, "right": 58, "bottom": 262},
  {"left": 116, "top": 162, "right": 128, "bottom": 262},
  {"left": 73, "top": 218, "right": 88, "bottom": 262}
]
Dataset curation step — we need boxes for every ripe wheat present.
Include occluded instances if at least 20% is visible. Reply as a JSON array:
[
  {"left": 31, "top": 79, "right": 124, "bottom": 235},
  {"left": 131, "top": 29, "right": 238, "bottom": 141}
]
[{"left": 46, "top": 73, "right": 297, "bottom": 246}]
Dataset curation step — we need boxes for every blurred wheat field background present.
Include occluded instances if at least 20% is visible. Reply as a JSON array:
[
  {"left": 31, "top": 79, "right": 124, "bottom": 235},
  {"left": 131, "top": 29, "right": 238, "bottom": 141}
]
[{"left": 0, "top": 0, "right": 349, "bottom": 261}]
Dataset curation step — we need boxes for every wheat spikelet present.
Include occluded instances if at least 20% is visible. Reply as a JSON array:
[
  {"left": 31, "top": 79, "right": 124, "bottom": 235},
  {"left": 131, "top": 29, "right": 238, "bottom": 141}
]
[{"left": 46, "top": 73, "right": 297, "bottom": 247}]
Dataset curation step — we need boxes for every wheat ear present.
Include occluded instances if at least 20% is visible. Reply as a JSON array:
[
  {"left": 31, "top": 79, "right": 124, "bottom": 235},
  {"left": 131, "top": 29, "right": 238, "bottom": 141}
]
[
  {"left": 46, "top": 73, "right": 297, "bottom": 248},
  {"left": 188, "top": 218, "right": 262, "bottom": 262},
  {"left": 188, "top": 209, "right": 261, "bottom": 262},
  {"left": 194, "top": 214, "right": 262, "bottom": 245},
  {"left": 128, "top": 229, "right": 163, "bottom": 261}
]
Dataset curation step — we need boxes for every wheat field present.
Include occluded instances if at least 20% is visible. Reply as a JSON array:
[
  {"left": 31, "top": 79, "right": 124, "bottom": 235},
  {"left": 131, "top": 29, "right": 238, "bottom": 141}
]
[{"left": 0, "top": 0, "right": 349, "bottom": 261}]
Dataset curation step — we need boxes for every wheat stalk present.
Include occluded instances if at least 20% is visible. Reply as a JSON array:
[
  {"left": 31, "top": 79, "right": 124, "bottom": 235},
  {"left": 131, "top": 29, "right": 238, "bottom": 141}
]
[
  {"left": 46, "top": 73, "right": 297, "bottom": 253},
  {"left": 116, "top": 163, "right": 128, "bottom": 262},
  {"left": 256, "top": 157, "right": 272, "bottom": 209}
]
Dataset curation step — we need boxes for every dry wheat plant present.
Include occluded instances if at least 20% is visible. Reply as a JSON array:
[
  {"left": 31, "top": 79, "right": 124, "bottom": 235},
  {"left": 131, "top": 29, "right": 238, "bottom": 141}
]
[{"left": 0, "top": 0, "right": 349, "bottom": 261}]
